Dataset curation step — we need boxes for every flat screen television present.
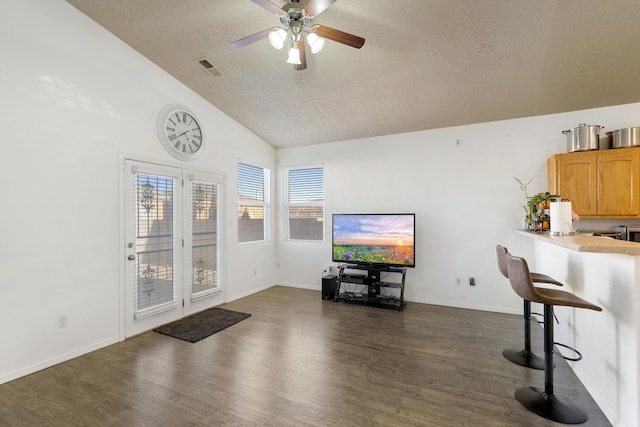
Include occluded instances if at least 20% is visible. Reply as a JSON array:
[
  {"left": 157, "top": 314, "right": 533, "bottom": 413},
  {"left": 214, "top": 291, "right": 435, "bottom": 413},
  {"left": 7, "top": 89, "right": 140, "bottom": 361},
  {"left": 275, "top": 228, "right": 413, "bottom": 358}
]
[{"left": 332, "top": 213, "right": 415, "bottom": 268}]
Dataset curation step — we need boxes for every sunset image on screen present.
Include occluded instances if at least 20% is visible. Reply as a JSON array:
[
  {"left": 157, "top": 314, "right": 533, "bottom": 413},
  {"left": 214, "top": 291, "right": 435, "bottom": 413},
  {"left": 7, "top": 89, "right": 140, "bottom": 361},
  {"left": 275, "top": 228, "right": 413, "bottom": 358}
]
[{"left": 332, "top": 214, "right": 415, "bottom": 266}]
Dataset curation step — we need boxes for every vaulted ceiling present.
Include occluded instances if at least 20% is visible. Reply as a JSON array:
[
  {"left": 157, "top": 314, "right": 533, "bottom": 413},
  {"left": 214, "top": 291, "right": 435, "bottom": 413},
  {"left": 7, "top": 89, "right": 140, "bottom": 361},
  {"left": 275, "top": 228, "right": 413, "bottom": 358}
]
[{"left": 66, "top": 0, "right": 640, "bottom": 148}]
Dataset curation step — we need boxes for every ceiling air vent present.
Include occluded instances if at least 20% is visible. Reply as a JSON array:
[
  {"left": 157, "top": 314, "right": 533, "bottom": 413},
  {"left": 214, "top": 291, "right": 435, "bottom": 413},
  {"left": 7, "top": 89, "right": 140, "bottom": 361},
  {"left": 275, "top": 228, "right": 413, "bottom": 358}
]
[{"left": 195, "top": 57, "right": 224, "bottom": 78}]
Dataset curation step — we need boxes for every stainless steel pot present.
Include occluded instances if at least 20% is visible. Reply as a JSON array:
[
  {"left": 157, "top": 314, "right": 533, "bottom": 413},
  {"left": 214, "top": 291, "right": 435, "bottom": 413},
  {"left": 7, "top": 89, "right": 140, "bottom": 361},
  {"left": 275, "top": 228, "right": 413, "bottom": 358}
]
[
  {"left": 563, "top": 124, "right": 603, "bottom": 152},
  {"left": 606, "top": 127, "right": 640, "bottom": 149}
]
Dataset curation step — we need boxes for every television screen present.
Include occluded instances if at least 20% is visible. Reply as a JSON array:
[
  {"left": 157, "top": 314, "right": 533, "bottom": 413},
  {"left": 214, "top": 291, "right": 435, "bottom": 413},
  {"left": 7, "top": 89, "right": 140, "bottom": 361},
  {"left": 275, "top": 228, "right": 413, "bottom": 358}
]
[{"left": 332, "top": 213, "right": 415, "bottom": 268}]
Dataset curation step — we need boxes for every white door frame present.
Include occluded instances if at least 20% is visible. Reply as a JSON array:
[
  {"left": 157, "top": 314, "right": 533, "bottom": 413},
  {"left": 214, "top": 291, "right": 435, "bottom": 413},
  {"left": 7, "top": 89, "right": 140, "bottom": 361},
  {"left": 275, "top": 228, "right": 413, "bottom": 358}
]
[{"left": 118, "top": 155, "right": 227, "bottom": 340}]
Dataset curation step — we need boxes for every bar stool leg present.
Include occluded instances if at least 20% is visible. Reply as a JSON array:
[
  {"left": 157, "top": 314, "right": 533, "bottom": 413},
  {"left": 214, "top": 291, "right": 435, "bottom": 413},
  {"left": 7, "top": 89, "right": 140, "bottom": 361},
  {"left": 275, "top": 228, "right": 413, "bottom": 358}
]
[
  {"left": 503, "top": 300, "right": 545, "bottom": 370},
  {"left": 515, "top": 304, "right": 588, "bottom": 424}
]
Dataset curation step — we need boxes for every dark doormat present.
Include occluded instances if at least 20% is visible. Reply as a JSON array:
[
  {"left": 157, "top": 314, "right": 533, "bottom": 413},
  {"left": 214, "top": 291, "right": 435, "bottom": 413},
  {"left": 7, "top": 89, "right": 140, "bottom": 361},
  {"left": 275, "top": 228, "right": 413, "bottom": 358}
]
[{"left": 153, "top": 307, "right": 251, "bottom": 343}]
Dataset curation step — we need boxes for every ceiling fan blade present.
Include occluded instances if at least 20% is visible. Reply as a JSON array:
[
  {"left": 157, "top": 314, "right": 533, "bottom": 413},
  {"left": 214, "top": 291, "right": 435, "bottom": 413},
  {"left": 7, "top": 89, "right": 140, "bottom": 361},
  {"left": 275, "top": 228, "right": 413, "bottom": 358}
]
[
  {"left": 295, "top": 41, "right": 307, "bottom": 71},
  {"left": 250, "top": 0, "right": 285, "bottom": 15},
  {"left": 303, "top": 0, "right": 338, "bottom": 17},
  {"left": 230, "top": 27, "right": 273, "bottom": 48},
  {"left": 314, "top": 25, "right": 365, "bottom": 49}
]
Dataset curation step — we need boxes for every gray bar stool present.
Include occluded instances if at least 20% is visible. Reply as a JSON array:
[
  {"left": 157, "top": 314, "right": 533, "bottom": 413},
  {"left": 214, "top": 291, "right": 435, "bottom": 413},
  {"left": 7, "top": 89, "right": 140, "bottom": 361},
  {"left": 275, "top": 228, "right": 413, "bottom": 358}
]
[
  {"left": 506, "top": 253, "right": 602, "bottom": 424},
  {"left": 496, "top": 245, "right": 564, "bottom": 370}
]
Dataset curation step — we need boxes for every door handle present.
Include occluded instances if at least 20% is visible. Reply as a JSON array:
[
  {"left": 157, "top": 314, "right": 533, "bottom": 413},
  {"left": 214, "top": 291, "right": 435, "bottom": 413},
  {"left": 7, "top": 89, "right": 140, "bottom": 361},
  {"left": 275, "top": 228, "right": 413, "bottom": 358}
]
[{"left": 127, "top": 255, "right": 136, "bottom": 261}]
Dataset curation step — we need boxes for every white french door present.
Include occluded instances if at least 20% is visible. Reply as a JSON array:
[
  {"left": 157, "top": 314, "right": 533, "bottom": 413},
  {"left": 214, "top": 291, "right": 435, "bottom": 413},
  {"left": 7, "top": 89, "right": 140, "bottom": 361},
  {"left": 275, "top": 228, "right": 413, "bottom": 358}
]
[{"left": 123, "top": 159, "right": 224, "bottom": 337}]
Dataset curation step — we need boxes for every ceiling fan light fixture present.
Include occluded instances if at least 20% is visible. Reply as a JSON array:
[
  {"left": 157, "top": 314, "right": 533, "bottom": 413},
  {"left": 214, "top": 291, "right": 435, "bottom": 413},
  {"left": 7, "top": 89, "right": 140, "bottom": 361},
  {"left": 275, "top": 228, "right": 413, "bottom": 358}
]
[
  {"left": 231, "top": 0, "right": 366, "bottom": 70},
  {"left": 306, "top": 32, "right": 325, "bottom": 54},
  {"left": 286, "top": 46, "right": 302, "bottom": 65},
  {"left": 268, "top": 28, "right": 287, "bottom": 50}
]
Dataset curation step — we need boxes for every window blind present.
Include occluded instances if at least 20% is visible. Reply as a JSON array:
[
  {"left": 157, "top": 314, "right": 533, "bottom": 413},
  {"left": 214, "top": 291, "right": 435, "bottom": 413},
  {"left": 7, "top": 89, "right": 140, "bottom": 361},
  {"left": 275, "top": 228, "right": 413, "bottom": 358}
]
[
  {"left": 238, "top": 162, "right": 268, "bottom": 243},
  {"left": 190, "top": 180, "right": 221, "bottom": 298},
  {"left": 133, "top": 173, "right": 176, "bottom": 313},
  {"left": 286, "top": 166, "right": 324, "bottom": 241}
]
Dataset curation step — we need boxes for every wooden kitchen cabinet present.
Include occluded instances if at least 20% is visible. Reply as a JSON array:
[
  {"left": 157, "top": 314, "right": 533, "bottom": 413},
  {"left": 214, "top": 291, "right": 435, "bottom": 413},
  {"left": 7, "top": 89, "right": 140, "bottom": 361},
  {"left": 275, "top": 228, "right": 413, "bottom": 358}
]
[
  {"left": 548, "top": 148, "right": 640, "bottom": 218},
  {"left": 548, "top": 151, "right": 597, "bottom": 216}
]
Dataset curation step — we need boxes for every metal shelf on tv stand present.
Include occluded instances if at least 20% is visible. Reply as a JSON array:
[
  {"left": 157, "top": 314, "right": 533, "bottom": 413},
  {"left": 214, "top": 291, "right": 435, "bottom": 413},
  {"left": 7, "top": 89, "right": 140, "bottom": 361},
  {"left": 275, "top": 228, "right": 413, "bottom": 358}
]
[{"left": 334, "top": 264, "right": 407, "bottom": 311}]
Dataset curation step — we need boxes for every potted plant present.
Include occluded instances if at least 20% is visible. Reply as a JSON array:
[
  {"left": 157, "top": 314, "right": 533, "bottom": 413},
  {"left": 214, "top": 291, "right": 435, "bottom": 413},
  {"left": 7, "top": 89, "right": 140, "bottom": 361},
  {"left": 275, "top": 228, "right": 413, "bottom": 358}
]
[
  {"left": 514, "top": 177, "right": 559, "bottom": 231},
  {"left": 528, "top": 191, "right": 560, "bottom": 230}
]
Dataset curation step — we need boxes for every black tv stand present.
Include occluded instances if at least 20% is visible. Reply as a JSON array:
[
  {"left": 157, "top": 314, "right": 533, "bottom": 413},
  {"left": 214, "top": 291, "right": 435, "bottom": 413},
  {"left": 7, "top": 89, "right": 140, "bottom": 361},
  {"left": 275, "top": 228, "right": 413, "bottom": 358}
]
[{"left": 334, "top": 264, "right": 406, "bottom": 311}]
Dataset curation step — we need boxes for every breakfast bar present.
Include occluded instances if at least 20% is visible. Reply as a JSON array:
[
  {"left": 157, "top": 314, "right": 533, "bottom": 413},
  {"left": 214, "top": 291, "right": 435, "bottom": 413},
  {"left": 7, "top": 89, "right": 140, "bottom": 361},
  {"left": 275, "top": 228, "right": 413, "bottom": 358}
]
[{"left": 517, "top": 230, "right": 640, "bottom": 427}]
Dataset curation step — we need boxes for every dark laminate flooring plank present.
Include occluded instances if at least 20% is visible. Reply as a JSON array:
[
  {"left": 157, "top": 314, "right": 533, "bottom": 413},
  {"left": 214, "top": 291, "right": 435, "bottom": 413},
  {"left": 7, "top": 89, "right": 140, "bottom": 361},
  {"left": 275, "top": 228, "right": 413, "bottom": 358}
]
[{"left": 0, "top": 286, "right": 610, "bottom": 426}]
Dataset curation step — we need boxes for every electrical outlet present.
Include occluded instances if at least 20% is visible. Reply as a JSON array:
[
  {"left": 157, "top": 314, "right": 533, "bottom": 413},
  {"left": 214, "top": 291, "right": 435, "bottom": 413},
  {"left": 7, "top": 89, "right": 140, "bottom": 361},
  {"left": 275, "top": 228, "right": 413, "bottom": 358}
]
[
  {"left": 469, "top": 277, "right": 476, "bottom": 286},
  {"left": 57, "top": 315, "right": 68, "bottom": 328}
]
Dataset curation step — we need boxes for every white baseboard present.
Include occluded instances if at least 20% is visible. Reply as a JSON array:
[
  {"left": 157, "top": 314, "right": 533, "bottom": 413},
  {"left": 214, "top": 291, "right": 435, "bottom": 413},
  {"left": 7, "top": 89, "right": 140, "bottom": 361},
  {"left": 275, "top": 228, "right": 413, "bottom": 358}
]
[
  {"left": 276, "top": 282, "right": 317, "bottom": 291},
  {"left": 0, "top": 336, "right": 119, "bottom": 385},
  {"left": 276, "top": 282, "right": 522, "bottom": 315},
  {"left": 227, "top": 282, "right": 278, "bottom": 303},
  {"left": 572, "top": 364, "right": 617, "bottom": 426}
]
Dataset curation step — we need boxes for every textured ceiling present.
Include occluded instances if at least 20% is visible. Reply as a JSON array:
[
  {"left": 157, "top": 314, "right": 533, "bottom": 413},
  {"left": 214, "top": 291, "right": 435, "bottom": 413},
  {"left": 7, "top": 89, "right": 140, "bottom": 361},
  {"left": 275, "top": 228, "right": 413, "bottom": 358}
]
[{"left": 66, "top": 0, "right": 640, "bottom": 149}]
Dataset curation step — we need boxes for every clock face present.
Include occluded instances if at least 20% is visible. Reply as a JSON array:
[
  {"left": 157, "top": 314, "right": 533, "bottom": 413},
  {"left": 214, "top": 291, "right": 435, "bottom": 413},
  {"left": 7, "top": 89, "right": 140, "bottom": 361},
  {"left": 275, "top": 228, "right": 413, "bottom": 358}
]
[{"left": 157, "top": 105, "right": 204, "bottom": 161}]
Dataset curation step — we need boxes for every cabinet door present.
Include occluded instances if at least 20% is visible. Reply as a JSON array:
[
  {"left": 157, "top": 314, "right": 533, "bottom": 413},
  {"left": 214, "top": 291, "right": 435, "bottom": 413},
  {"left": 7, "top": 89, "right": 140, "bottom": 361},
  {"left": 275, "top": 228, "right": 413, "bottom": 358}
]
[
  {"left": 554, "top": 152, "right": 598, "bottom": 216},
  {"left": 597, "top": 150, "right": 640, "bottom": 216}
]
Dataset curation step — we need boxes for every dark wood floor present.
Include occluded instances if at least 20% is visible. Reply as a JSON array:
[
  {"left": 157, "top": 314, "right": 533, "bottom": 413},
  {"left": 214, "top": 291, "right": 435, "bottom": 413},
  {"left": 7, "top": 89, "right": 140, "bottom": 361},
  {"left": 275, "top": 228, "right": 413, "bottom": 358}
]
[{"left": 0, "top": 286, "right": 611, "bottom": 426}]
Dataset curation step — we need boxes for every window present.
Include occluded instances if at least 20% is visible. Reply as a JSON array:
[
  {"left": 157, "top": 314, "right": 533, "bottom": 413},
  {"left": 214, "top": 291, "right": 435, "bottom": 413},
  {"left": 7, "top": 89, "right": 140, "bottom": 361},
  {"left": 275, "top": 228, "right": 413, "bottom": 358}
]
[
  {"left": 285, "top": 165, "right": 324, "bottom": 241},
  {"left": 238, "top": 162, "right": 269, "bottom": 243}
]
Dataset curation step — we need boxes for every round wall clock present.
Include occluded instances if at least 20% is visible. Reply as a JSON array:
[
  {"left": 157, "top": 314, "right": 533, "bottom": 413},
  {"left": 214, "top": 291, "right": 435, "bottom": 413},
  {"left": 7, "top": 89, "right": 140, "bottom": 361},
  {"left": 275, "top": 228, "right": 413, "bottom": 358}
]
[{"left": 156, "top": 104, "right": 204, "bottom": 161}]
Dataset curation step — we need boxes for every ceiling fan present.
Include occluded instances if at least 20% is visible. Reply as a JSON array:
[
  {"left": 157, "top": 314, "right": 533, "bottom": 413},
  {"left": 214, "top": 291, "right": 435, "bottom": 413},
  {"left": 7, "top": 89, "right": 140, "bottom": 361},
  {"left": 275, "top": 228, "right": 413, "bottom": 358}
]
[{"left": 230, "top": 0, "right": 365, "bottom": 71}]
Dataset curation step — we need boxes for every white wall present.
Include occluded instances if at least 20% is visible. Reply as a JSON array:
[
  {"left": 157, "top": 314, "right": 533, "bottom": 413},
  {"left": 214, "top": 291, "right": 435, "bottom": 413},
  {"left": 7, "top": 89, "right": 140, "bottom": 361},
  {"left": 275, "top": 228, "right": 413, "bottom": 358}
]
[
  {"left": 277, "top": 102, "right": 640, "bottom": 314},
  {"left": 0, "top": 0, "right": 276, "bottom": 384}
]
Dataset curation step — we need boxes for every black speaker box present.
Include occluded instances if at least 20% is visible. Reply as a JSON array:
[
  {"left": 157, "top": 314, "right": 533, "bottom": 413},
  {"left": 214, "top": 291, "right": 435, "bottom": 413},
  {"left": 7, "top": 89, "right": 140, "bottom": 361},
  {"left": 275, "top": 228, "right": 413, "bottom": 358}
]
[{"left": 322, "top": 274, "right": 338, "bottom": 300}]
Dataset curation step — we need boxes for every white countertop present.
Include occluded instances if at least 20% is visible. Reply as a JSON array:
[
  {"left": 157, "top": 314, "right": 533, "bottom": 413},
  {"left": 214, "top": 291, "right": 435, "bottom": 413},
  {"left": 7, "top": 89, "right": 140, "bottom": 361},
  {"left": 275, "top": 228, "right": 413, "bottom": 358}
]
[{"left": 516, "top": 230, "right": 640, "bottom": 255}]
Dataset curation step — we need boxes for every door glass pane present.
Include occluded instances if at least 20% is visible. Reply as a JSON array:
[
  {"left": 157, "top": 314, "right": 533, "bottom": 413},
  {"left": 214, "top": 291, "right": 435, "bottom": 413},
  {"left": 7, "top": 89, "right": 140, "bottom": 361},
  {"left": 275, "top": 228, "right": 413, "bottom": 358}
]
[
  {"left": 135, "top": 174, "right": 176, "bottom": 311},
  {"left": 191, "top": 181, "right": 220, "bottom": 296}
]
